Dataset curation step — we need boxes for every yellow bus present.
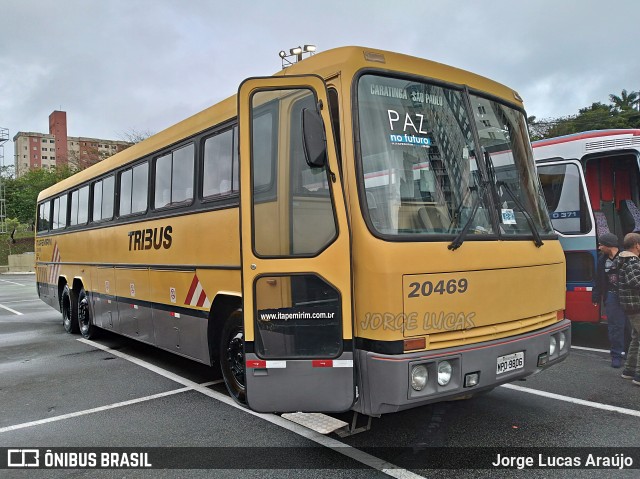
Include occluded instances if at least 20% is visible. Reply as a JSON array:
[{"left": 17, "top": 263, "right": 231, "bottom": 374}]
[{"left": 35, "top": 46, "right": 570, "bottom": 417}]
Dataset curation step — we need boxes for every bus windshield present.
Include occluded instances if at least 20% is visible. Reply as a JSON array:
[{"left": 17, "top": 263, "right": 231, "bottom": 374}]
[
  {"left": 356, "top": 74, "right": 553, "bottom": 239},
  {"left": 537, "top": 162, "right": 592, "bottom": 235},
  {"left": 470, "top": 93, "right": 554, "bottom": 237}
]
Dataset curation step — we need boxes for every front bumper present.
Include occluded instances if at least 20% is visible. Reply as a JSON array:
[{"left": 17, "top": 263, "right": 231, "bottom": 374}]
[{"left": 354, "top": 319, "right": 571, "bottom": 415}]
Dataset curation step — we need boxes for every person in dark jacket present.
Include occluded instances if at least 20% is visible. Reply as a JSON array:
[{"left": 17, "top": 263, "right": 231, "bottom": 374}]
[
  {"left": 592, "top": 232, "right": 627, "bottom": 367},
  {"left": 617, "top": 232, "right": 640, "bottom": 385}
]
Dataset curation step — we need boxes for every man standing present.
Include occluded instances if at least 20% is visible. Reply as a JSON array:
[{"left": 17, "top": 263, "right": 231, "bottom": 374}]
[
  {"left": 592, "top": 233, "right": 627, "bottom": 368},
  {"left": 617, "top": 232, "right": 640, "bottom": 385}
]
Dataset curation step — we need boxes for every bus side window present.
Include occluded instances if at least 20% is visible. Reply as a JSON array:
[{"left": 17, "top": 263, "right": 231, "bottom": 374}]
[
  {"left": 119, "top": 169, "right": 133, "bottom": 216},
  {"left": 119, "top": 164, "right": 148, "bottom": 216},
  {"left": 93, "top": 180, "right": 103, "bottom": 222},
  {"left": 154, "top": 144, "right": 194, "bottom": 208},
  {"left": 171, "top": 144, "right": 194, "bottom": 204},
  {"left": 77, "top": 185, "right": 89, "bottom": 224},
  {"left": 37, "top": 201, "right": 51, "bottom": 232},
  {"left": 68, "top": 185, "right": 89, "bottom": 226},
  {"left": 101, "top": 175, "right": 115, "bottom": 220},
  {"left": 69, "top": 190, "right": 79, "bottom": 226},
  {"left": 203, "top": 129, "right": 234, "bottom": 199},
  {"left": 52, "top": 193, "right": 68, "bottom": 230},
  {"left": 131, "top": 163, "right": 149, "bottom": 214}
]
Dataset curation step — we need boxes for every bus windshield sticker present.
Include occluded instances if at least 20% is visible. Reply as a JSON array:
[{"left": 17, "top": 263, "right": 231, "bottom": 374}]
[
  {"left": 387, "top": 110, "right": 432, "bottom": 148},
  {"left": 501, "top": 209, "right": 516, "bottom": 225}
]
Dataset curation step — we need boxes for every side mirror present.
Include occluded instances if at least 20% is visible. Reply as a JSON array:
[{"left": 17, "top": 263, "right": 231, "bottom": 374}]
[{"left": 301, "top": 107, "right": 327, "bottom": 168}]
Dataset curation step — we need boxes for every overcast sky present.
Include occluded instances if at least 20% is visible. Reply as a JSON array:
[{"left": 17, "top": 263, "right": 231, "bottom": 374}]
[{"left": 1, "top": 0, "right": 639, "bottom": 167}]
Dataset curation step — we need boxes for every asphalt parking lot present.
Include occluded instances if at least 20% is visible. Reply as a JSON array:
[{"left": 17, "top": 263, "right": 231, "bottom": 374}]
[{"left": 1, "top": 273, "right": 640, "bottom": 478}]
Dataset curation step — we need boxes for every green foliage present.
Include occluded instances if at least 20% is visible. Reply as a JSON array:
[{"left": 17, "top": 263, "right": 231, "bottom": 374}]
[
  {"left": 529, "top": 89, "right": 640, "bottom": 140},
  {"left": 3, "top": 166, "right": 75, "bottom": 226},
  {"left": 0, "top": 230, "right": 33, "bottom": 265},
  {"left": 5, "top": 218, "right": 20, "bottom": 237},
  {"left": 609, "top": 89, "right": 639, "bottom": 112}
]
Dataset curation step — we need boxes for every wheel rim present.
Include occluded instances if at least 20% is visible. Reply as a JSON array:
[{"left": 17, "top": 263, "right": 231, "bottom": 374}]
[
  {"left": 62, "top": 294, "right": 72, "bottom": 330},
  {"left": 78, "top": 296, "right": 89, "bottom": 334},
  {"left": 225, "top": 329, "right": 245, "bottom": 391}
]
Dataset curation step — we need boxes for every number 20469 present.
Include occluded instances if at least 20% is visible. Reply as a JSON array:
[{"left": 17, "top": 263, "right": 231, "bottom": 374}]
[{"left": 407, "top": 279, "right": 468, "bottom": 298}]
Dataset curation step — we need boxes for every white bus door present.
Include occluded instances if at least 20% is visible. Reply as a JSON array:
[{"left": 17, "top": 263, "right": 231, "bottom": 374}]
[{"left": 238, "top": 75, "right": 354, "bottom": 412}]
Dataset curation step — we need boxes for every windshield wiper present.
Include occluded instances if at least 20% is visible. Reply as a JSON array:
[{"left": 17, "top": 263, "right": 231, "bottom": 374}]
[
  {"left": 483, "top": 149, "right": 543, "bottom": 247},
  {"left": 448, "top": 185, "right": 475, "bottom": 233},
  {"left": 496, "top": 180, "right": 544, "bottom": 247},
  {"left": 448, "top": 184, "right": 484, "bottom": 251}
]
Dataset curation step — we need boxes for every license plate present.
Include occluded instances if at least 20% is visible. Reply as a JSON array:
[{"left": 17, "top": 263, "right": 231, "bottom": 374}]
[{"left": 496, "top": 351, "right": 524, "bottom": 375}]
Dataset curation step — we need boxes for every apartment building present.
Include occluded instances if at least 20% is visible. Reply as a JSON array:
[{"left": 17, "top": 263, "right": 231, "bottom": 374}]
[{"left": 13, "top": 111, "right": 131, "bottom": 177}]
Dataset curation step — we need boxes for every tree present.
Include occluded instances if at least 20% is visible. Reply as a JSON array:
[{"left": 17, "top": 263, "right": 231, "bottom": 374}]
[
  {"left": 609, "top": 89, "right": 639, "bottom": 112},
  {"left": 528, "top": 115, "right": 564, "bottom": 141},
  {"left": 4, "top": 166, "right": 75, "bottom": 226},
  {"left": 0, "top": 164, "right": 14, "bottom": 179},
  {"left": 529, "top": 90, "right": 640, "bottom": 140},
  {"left": 66, "top": 146, "right": 117, "bottom": 171},
  {"left": 5, "top": 218, "right": 19, "bottom": 244},
  {"left": 546, "top": 102, "right": 621, "bottom": 137},
  {"left": 120, "top": 128, "right": 154, "bottom": 145}
]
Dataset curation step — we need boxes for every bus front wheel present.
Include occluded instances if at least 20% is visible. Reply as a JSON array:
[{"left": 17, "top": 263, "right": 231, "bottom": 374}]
[
  {"left": 61, "top": 285, "right": 79, "bottom": 334},
  {"left": 220, "top": 310, "right": 247, "bottom": 405}
]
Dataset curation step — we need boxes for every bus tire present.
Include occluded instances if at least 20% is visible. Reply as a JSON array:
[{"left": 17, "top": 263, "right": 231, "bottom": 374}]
[
  {"left": 220, "top": 309, "right": 246, "bottom": 405},
  {"left": 61, "top": 285, "right": 79, "bottom": 334},
  {"left": 78, "top": 288, "right": 97, "bottom": 339}
]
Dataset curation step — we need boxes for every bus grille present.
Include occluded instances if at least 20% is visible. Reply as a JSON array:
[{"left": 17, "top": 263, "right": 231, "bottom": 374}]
[
  {"left": 424, "top": 311, "right": 559, "bottom": 350},
  {"left": 585, "top": 136, "right": 640, "bottom": 151}
]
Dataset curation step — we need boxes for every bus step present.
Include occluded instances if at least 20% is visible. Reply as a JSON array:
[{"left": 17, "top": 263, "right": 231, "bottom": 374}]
[
  {"left": 281, "top": 412, "right": 349, "bottom": 435},
  {"left": 334, "top": 412, "right": 373, "bottom": 437}
]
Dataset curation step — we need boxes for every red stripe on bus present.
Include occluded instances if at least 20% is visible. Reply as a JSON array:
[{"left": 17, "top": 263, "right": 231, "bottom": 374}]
[
  {"left": 196, "top": 289, "right": 207, "bottom": 307},
  {"left": 246, "top": 360, "right": 266, "bottom": 368},
  {"left": 532, "top": 129, "right": 640, "bottom": 149},
  {"left": 312, "top": 360, "right": 333, "bottom": 367},
  {"left": 185, "top": 275, "right": 199, "bottom": 303}
]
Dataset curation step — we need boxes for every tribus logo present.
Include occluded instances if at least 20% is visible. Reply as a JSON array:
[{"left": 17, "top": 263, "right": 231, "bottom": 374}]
[{"left": 128, "top": 226, "right": 172, "bottom": 251}]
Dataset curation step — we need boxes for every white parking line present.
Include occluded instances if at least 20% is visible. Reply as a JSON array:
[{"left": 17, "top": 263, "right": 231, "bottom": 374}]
[
  {"left": 76, "top": 339, "right": 424, "bottom": 479},
  {"left": 501, "top": 384, "right": 640, "bottom": 417},
  {"left": 0, "top": 388, "right": 192, "bottom": 433},
  {"left": 0, "top": 380, "right": 221, "bottom": 434},
  {"left": 0, "top": 303, "right": 24, "bottom": 315},
  {"left": 0, "top": 279, "right": 27, "bottom": 286},
  {"left": 1, "top": 299, "right": 42, "bottom": 304},
  {"left": 571, "top": 345, "right": 609, "bottom": 354}
]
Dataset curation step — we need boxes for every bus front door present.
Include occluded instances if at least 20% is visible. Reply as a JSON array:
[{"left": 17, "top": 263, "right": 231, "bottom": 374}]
[
  {"left": 238, "top": 75, "right": 354, "bottom": 413},
  {"left": 537, "top": 159, "right": 599, "bottom": 322}
]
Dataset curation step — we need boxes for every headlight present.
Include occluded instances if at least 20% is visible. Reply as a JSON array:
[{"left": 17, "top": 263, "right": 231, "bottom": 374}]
[
  {"left": 437, "top": 361, "right": 452, "bottom": 386},
  {"left": 558, "top": 332, "right": 566, "bottom": 351},
  {"left": 549, "top": 336, "right": 557, "bottom": 356},
  {"left": 411, "top": 365, "right": 428, "bottom": 391}
]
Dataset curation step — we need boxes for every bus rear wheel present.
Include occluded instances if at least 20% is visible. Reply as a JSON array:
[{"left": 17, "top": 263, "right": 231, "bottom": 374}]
[
  {"left": 220, "top": 310, "right": 246, "bottom": 405},
  {"left": 78, "top": 288, "right": 97, "bottom": 339},
  {"left": 61, "top": 285, "right": 79, "bottom": 334}
]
